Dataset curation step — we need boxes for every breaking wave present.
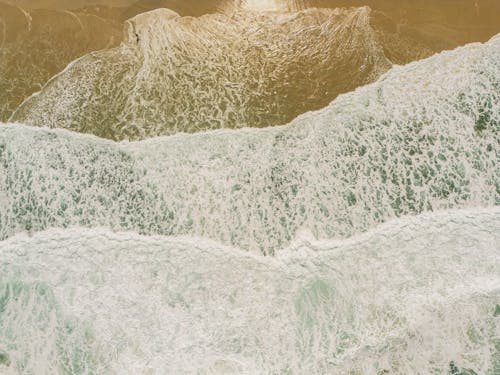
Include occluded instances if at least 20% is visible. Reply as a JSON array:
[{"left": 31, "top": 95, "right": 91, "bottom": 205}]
[
  {"left": 1, "top": 34, "right": 498, "bottom": 253},
  {"left": 0, "top": 208, "right": 499, "bottom": 374},
  {"left": 0, "top": 3, "right": 499, "bottom": 373}
]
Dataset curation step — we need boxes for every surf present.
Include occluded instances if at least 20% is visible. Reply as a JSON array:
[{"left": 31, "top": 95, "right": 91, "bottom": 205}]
[
  {"left": 0, "top": 208, "right": 498, "bottom": 374},
  {"left": 1, "top": 34, "right": 498, "bottom": 253}
]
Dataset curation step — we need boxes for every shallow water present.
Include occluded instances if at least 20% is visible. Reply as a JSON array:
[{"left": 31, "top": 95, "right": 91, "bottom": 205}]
[
  {"left": 1, "top": 208, "right": 499, "bottom": 374},
  {"left": 2, "top": 34, "right": 499, "bottom": 253},
  {"left": 2, "top": 0, "right": 500, "bottom": 127},
  {"left": 0, "top": 2, "right": 499, "bottom": 374}
]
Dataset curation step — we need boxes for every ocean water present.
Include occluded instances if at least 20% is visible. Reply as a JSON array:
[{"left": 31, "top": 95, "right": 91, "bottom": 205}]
[
  {"left": 2, "top": 34, "right": 498, "bottom": 253},
  {"left": 0, "top": 208, "right": 499, "bottom": 374},
  {"left": 9, "top": 7, "right": 396, "bottom": 139},
  {"left": 0, "top": 1, "right": 123, "bottom": 121},
  {"left": 3, "top": 0, "right": 499, "bottom": 132},
  {"left": 0, "top": 3, "right": 499, "bottom": 375}
]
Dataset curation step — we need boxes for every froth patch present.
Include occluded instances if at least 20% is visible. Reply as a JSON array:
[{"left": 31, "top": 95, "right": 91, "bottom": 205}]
[
  {"left": 0, "top": 208, "right": 499, "bottom": 373},
  {"left": 10, "top": 6, "right": 396, "bottom": 140},
  {"left": 125, "top": 7, "right": 180, "bottom": 42},
  {"left": 1, "top": 35, "right": 499, "bottom": 253}
]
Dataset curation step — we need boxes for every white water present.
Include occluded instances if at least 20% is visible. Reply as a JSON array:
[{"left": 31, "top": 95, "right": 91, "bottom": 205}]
[
  {"left": 9, "top": 7, "right": 395, "bottom": 139},
  {"left": 0, "top": 16, "right": 499, "bottom": 375},
  {"left": 1, "top": 34, "right": 498, "bottom": 254},
  {"left": 243, "top": 0, "right": 282, "bottom": 11},
  {"left": 0, "top": 208, "right": 499, "bottom": 374}
]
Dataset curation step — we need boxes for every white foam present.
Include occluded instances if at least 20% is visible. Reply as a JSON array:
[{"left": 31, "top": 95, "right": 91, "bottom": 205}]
[
  {"left": 0, "top": 208, "right": 498, "bottom": 374},
  {"left": 1, "top": 35, "right": 498, "bottom": 253},
  {"left": 9, "top": 7, "right": 393, "bottom": 140},
  {"left": 242, "top": 0, "right": 283, "bottom": 12}
]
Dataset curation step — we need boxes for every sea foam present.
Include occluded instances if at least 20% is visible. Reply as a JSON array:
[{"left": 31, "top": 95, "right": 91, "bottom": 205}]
[
  {"left": 1, "top": 34, "right": 498, "bottom": 253},
  {"left": 9, "top": 6, "right": 435, "bottom": 140},
  {"left": 0, "top": 208, "right": 498, "bottom": 374}
]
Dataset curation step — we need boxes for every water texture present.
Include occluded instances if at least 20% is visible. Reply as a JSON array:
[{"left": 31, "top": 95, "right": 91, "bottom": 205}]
[
  {"left": 0, "top": 2, "right": 499, "bottom": 374},
  {"left": 0, "top": 208, "right": 499, "bottom": 374},
  {"left": 2, "top": 35, "right": 499, "bottom": 253}
]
